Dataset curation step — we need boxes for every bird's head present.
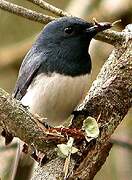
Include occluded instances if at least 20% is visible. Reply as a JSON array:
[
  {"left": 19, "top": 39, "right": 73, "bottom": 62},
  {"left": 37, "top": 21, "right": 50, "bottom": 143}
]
[
  {"left": 34, "top": 17, "right": 111, "bottom": 76},
  {"left": 37, "top": 17, "right": 111, "bottom": 50}
]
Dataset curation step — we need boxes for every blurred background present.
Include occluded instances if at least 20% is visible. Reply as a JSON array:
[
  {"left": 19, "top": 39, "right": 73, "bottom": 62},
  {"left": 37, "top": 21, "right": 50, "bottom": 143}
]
[{"left": 0, "top": 0, "right": 132, "bottom": 179}]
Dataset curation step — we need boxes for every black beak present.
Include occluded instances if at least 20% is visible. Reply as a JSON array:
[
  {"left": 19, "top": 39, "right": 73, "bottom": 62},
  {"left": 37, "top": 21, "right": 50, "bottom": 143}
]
[{"left": 85, "top": 22, "right": 112, "bottom": 37}]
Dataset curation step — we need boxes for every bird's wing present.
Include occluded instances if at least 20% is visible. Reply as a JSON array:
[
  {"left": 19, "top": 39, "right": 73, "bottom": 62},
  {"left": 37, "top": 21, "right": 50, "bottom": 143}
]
[{"left": 13, "top": 49, "right": 45, "bottom": 100}]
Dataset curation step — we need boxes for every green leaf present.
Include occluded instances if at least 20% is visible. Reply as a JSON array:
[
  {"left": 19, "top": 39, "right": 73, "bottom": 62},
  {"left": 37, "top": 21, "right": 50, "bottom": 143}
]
[
  {"left": 57, "top": 137, "right": 78, "bottom": 158},
  {"left": 82, "top": 116, "right": 99, "bottom": 142}
]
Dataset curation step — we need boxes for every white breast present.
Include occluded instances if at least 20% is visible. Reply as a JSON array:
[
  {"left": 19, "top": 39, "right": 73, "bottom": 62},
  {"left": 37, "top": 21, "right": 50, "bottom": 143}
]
[{"left": 21, "top": 73, "right": 89, "bottom": 126}]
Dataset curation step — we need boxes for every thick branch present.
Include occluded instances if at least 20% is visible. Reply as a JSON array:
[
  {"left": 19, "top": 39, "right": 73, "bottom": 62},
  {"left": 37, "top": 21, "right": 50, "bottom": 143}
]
[
  {"left": 0, "top": 0, "right": 55, "bottom": 24},
  {"left": 0, "top": 89, "right": 66, "bottom": 153},
  {"left": 71, "top": 25, "right": 132, "bottom": 179}
]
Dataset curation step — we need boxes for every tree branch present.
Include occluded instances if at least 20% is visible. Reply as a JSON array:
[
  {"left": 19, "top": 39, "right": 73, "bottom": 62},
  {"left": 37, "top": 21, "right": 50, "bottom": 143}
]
[
  {"left": 0, "top": 89, "right": 66, "bottom": 153},
  {"left": 0, "top": 0, "right": 55, "bottom": 24},
  {"left": 27, "top": 0, "right": 70, "bottom": 17},
  {"left": 95, "top": 29, "right": 126, "bottom": 45}
]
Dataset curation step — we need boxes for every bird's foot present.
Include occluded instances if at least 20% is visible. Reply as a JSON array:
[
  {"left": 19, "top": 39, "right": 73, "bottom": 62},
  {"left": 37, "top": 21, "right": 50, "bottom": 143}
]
[
  {"left": 30, "top": 145, "right": 47, "bottom": 166},
  {"left": 33, "top": 113, "right": 51, "bottom": 129},
  {"left": 21, "top": 104, "right": 30, "bottom": 111},
  {"left": 22, "top": 143, "right": 47, "bottom": 166}
]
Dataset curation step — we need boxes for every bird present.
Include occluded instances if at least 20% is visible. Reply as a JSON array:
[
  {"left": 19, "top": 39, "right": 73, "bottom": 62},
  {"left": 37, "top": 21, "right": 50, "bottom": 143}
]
[
  {"left": 13, "top": 17, "right": 111, "bottom": 126},
  {"left": 11, "top": 17, "right": 111, "bottom": 179}
]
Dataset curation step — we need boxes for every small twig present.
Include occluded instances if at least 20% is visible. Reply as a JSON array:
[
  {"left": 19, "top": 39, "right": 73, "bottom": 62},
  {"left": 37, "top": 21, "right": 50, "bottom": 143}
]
[
  {"left": 92, "top": 17, "right": 121, "bottom": 29},
  {"left": 63, "top": 137, "right": 74, "bottom": 180},
  {"left": 95, "top": 29, "right": 126, "bottom": 45},
  {"left": 0, "top": 0, "right": 55, "bottom": 24},
  {"left": 27, "top": 0, "right": 71, "bottom": 17},
  {"left": 92, "top": 18, "right": 125, "bottom": 45},
  {"left": 111, "top": 19, "right": 122, "bottom": 26},
  {"left": 63, "top": 152, "right": 71, "bottom": 180}
]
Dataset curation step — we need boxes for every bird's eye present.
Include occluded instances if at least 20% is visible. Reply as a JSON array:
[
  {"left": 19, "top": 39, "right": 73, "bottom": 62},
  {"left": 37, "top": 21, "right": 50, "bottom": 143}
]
[{"left": 64, "top": 27, "right": 74, "bottom": 34}]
